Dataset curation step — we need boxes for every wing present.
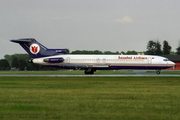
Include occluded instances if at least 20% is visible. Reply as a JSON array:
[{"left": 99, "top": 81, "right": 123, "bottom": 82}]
[{"left": 60, "top": 63, "right": 109, "bottom": 68}]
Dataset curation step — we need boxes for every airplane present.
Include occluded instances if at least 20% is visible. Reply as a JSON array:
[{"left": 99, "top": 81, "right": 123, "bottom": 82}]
[{"left": 11, "top": 38, "right": 175, "bottom": 75}]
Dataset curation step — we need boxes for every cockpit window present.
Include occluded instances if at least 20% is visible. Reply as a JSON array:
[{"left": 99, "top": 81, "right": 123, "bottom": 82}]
[{"left": 163, "top": 59, "right": 169, "bottom": 61}]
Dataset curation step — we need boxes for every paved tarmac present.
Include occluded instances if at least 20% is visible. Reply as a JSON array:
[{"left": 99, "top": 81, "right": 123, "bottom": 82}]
[{"left": 0, "top": 70, "right": 180, "bottom": 77}]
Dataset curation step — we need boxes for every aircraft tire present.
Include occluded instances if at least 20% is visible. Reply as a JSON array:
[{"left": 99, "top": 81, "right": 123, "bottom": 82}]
[
  {"left": 84, "top": 70, "right": 94, "bottom": 75},
  {"left": 90, "top": 71, "right": 94, "bottom": 74},
  {"left": 84, "top": 71, "right": 88, "bottom": 75},
  {"left": 156, "top": 71, "right": 160, "bottom": 75}
]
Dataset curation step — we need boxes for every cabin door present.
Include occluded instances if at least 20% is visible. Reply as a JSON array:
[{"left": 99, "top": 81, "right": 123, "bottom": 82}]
[
  {"left": 67, "top": 57, "right": 70, "bottom": 63},
  {"left": 148, "top": 57, "right": 152, "bottom": 64}
]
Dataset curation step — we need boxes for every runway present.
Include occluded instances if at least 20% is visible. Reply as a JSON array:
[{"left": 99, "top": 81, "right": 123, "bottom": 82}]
[{"left": 0, "top": 70, "right": 180, "bottom": 77}]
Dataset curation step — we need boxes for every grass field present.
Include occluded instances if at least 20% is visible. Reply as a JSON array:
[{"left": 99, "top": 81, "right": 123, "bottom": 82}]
[{"left": 0, "top": 77, "right": 180, "bottom": 120}]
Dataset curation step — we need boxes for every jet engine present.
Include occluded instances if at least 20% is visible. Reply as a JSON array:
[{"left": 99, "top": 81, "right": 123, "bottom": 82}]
[{"left": 43, "top": 58, "right": 64, "bottom": 63}]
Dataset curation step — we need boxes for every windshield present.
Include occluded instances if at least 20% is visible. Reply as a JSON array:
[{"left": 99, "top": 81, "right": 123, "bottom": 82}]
[{"left": 163, "top": 59, "right": 169, "bottom": 61}]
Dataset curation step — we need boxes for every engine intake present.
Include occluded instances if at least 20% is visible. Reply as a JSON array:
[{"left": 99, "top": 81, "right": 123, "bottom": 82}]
[{"left": 28, "top": 59, "right": 33, "bottom": 63}]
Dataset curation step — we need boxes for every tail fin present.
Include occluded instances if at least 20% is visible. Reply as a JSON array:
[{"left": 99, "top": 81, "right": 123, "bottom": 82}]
[{"left": 11, "top": 38, "right": 67, "bottom": 58}]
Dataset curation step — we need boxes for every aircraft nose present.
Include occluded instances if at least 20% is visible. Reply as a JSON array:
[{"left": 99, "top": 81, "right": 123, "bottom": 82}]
[{"left": 170, "top": 61, "right": 175, "bottom": 66}]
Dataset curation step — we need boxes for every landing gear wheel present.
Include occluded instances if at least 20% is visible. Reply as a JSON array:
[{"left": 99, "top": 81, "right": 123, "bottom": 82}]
[
  {"left": 84, "top": 71, "right": 89, "bottom": 75},
  {"left": 90, "top": 71, "right": 94, "bottom": 74},
  {"left": 84, "top": 69, "right": 95, "bottom": 75},
  {"left": 156, "top": 71, "right": 160, "bottom": 75}
]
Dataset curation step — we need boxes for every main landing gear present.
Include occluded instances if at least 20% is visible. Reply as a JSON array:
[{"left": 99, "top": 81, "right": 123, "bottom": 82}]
[
  {"left": 84, "top": 68, "right": 95, "bottom": 75},
  {"left": 156, "top": 70, "right": 161, "bottom": 75}
]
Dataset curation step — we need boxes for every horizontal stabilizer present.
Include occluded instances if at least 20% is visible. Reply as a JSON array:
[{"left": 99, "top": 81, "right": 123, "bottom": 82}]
[{"left": 11, "top": 39, "right": 32, "bottom": 43}]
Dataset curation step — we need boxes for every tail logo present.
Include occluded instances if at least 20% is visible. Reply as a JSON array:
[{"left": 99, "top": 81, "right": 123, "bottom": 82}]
[{"left": 30, "top": 44, "right": 40, "bottom": 54}]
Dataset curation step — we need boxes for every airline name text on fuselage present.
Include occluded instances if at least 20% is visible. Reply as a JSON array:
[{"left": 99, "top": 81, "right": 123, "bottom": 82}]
[{"left": 118, "top": 56, "right": 148, "bottom": 60}]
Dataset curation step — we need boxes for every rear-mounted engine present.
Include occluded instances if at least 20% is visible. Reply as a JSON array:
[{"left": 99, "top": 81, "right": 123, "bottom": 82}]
[{"left": 43, "top": 58, "right": 64, "bottom": 63}]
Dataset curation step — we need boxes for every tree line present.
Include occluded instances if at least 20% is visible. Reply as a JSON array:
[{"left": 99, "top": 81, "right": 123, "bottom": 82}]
[
  {"left": 146, "top": 40, "right": 171, "bottom": 55},
  {"left": 1, "top": 54, "right": 59, "bottom": 71},
  {"left": 71, "top": 40, "right": 180, "bottom": 55},
  {"left": 1, "top": 40, "right": 180, "bottom": 71}
]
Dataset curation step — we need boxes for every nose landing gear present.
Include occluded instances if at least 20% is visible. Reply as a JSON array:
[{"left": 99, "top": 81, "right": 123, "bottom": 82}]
[{"left": 156, "top": 70, "right": 161, "bottom": 75}]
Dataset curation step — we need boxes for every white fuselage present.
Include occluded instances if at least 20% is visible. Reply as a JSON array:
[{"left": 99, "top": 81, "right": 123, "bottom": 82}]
[
  {"left": 11, "top": 38, "right": 176, "bottom": 74},
  {"left": 32, "top": 54, "right": 175, "bottom": 70}
]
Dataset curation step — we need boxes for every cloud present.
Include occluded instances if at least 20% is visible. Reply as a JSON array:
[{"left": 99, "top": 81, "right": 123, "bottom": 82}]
[{"left": 113, "top": 16, "right": 133, "bottom": 23}]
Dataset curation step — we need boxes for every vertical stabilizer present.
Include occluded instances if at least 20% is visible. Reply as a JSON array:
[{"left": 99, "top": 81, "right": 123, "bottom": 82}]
[{"left": 11, "top": 38, "right": 66, "bottom": 58}]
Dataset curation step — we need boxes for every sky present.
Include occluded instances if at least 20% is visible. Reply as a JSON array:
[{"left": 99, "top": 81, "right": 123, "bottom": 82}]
[{"left": 1, "top": 0, "right": 180, "bottom": 59}]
